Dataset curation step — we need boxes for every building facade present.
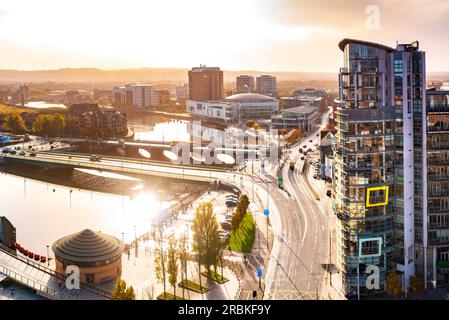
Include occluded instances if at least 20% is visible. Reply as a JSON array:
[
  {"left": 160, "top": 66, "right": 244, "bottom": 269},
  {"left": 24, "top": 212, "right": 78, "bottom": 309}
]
[
  {"left": 422, "top": 89, "right": 449, "bottom": 287},
  {"left": 67, "top": 103, "right": 128, "bottom": 138},
  {"left": 271, "top": 106, "right": 320, "bottom": 132},
  {"left": 236, "top": 75, "right": 255, "bottom": 93},
  {"left": 186, "top": 93, "right": 279, "bottom": 122},
  {"left": 52, "top": 229, "right": 123, "bottom": 285},
  {"left": 113, "top": 84, "right": 159, "bottom": 109},
  {"left": 188, "top": 65, "right": 224, "bottom": 100},
  {"left": 334, "top": 39, "right": 426, "bottom": 297},
  {"left": 256, "top": 75, "right": 277, "bottom": 97},
  {"left": 175, "top": 83, "right": 189, "bottom": 101}
]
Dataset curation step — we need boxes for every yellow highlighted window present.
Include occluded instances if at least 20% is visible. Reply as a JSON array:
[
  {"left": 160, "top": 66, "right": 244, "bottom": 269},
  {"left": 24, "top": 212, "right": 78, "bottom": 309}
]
[{"left": 366, "top": 186, "right": 389, "bottom": 207}]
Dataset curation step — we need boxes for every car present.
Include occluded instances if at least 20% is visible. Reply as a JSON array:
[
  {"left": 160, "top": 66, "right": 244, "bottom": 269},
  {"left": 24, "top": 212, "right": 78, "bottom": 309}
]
[
  {"left": 220, "top": 221, "right": 232, "bottom": 231},
  {"left": 300, "top": 156, "right": 305, "bottom": 160},
  {"left": 313, "top": 174, "right": 318, "bottom": 179},
  {"left": 30, "top": 152, "right": 37, "bottom": 157},
  {"left": 309, "top": 140, "right": 313, "bottom": 143},
  {"left": 326, "top": 190, "right": 332, "bottom": 197},
  {"left": 2, "top": 149, "right": 10, "bottom": 154},
  {"left": 19, "top": 150, "right": 26, "bottom": 156},
  {"left": 90, "top": 155, "right": 101, "bottom": 162},
  {"left": 225, "top": 214, "right": 233, "bottom": 222},
  {"left": 9, "top": 150, "right": 17, "bottom": 155},
  {"left": 308, "top": 148, "right": 313, "bottom": 153},
  {"left": 316, "top": 134, "right": 319, "bottom": 137},
  {"left": 303, "top": 145, "right": 307, "bottom": 149}
]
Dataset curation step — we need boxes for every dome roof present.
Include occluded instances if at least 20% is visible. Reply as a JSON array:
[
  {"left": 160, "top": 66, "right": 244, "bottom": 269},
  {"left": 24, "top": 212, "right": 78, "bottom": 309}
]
[
  {"left": 225, "top": 93, "right": 276, "bottom": 101},
  {"left": 52, "top": 229, "right": 124, "bottom": 264}
]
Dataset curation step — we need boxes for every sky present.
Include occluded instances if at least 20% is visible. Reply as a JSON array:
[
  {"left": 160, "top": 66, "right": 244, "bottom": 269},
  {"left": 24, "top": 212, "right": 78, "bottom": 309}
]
[{"left": 0, "top": 0, "right": 448, "bottom": 72}]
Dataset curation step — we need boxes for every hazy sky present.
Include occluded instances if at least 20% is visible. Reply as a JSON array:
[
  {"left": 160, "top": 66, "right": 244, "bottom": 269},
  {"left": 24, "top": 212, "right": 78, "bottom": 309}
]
[{"left": 0, "top": 0, "right": 448, "bottom": 72}]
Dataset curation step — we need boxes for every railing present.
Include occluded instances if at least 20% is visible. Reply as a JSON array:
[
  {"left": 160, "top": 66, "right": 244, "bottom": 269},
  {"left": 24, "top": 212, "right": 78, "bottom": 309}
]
[
  {"left": 0, "top": 245, "right": 111, "bottom": 299},
  {"left": 1, "top": 152, "right": 218, "bottom": 183},
  {"left": 0, "top": 265, "right": 78, "bottom": 300}
]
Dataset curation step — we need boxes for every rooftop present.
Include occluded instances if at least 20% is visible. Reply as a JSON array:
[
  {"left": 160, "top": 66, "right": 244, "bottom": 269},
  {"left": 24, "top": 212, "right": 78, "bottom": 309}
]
[
  {"left": 225, "top": 92, "right": 277, "bottom": 101},
  {"left": 338, "top": 38, "right": 395, "bottom": 53},
  {"left": 52, "top": 229, "right": 124, "bottom": 264}
]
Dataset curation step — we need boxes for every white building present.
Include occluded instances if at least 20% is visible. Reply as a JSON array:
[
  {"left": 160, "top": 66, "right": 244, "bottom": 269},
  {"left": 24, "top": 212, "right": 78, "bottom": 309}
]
[
  {"left": 186, "top": 100, "right": 235, "bottom": 122},
  {"left": 186, "top": 93, "right": 279, "bottom": 122}
]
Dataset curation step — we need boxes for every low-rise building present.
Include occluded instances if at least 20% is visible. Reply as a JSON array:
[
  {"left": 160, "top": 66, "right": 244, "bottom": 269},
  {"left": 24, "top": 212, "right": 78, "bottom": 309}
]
[
  {"left": 271, "top": 106, "right": 320, "bottom": 132},
  {"left": 67, "top": 103, "right": 128, "bottom": 138},
  {"left": 186, "top": 92, "right": 279, "bottom": 122}
]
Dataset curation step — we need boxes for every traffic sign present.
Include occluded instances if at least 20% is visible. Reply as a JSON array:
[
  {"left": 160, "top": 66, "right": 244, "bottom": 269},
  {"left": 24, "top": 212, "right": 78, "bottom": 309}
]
[
  {"left": 257, "top": 268, "right": 262, "bottom": 278},
  {"left": 263, "top": 209, "right": 270, "bottom": 216}
]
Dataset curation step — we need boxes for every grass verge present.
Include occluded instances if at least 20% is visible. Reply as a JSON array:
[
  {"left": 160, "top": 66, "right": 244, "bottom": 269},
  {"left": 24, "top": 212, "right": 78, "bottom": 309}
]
[
  {"left": 178, "top": 279, "right": 209, "bottom": 293},
  {"left": 157, "top": 292, "right": 186, "bottom": 300},
  {"left": 228, "top": 211, "right": 255, "bottom": 253},
  {"left": 201, "top": 269, "right": 229, "bottom": 284}
]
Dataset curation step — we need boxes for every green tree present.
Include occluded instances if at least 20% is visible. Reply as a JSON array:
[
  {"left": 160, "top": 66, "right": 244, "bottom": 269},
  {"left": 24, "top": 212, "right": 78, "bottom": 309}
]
[
  {"left": 3, "top": 113, "right": 27, "bottom": 133},
  {"left": 112, "top": 278, "right": 136, "bottom": 300},
  {"left": 154, "top": 228, "right": 167, "bottom": 299},
  {"left": 192, "top": 202, "right": 221, "bottom": 284},
  {"left": 167, "top": 237, "right": 179, "bottom": 300}
]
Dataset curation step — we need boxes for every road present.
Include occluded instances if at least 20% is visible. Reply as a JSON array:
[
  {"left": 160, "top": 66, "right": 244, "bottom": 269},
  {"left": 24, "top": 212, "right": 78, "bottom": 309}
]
[{"left": 263, "top": 115, "right": 332, "bottom": 300}]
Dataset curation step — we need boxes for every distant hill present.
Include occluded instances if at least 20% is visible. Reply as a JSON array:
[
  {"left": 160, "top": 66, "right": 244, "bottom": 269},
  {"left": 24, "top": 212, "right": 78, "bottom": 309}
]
[{"left": 0, "top": 67, "right": 337, "bottom": 84}]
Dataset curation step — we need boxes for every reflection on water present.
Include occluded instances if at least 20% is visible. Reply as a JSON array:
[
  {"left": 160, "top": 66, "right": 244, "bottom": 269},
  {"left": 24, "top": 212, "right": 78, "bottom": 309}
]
[
  {"left": 129, "top": 116, "right": 229, "bottom": 143},
  {"left": 25, "top": 101, "right": 66, "bottom": 109},
  {"left": 0, "top": 172, "right": 170, "bottom": 255},
  {"left": 74, "top": 168, "right": 142, "bottom": 182}
]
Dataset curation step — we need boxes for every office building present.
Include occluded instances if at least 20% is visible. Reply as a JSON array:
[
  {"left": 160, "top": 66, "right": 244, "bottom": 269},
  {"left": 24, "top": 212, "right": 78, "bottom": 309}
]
[
  {"left": 236, "top": 75, "right": 255, "bottom": 93},
  {"left": 256, "top": 75, "right": 277, "bottom": 97},
  {"left": 334, "top": 39, "right": 426, "bottom": 297},
  {"left": 186, "top": 92, "right": 279, "bottom": 122},
  {"left": 271, "top": 106, "right": 320, "bottom": 132},
  {"left": 188, "top": 65, "right": 224, "bottom": 100}
]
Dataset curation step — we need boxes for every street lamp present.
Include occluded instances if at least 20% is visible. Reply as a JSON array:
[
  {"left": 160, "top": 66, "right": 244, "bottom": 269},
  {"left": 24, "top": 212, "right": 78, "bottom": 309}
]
[{"left": 46, "top": 245, "right": 50, "bottom": 267}]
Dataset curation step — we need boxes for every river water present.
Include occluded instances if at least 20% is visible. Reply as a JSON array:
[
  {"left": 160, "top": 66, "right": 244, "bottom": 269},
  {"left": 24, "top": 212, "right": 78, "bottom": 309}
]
[{"left": 0, "top": 171, "right": 171, "bottom": 256}]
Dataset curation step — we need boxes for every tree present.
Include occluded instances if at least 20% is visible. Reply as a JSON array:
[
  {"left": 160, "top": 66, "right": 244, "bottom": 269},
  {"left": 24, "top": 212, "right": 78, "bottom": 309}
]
[
  {"left": 192, "top": 202, "right": 221, "bottom": 284},
  {"left": 112, "top": 278, "right": 136, "bottom": 300},
  {"left": 166, "top": 237, "right": 179, "bottom": 299},
  {"left": 154, "top": 228, "right": 167, "bottom": 299},
  {"left": 3, "top": 113, "right": 27, "bottom": 133},
  {"left": 178, "top": 233, "right": 189, "bottom": 299},
  {"left": 385, "top": 266, "right": 402, "bottom": 296},
  {"left": 32, "top": 113, "right": 67, "bottom": 137}
]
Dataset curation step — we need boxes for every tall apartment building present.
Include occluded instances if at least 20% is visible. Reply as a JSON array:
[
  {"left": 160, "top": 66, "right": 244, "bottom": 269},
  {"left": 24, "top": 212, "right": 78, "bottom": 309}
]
[
  {"left": 188, "top": 65, "right": 224, "bottom": 100},
  {"left": 113, "top": 84, "right": 158, "bottom": 109},
  {"left": 236, "top": 75, "right": 255, "bottom": 93},
  {"left": 334, "top": 39, "right": 426, "bottom": 297},
  {"left": 423, "top": 88, "right": 449, "bottom": 287},
  {"left": 256, "top": 75, "right": 277, "bottom": 97}
]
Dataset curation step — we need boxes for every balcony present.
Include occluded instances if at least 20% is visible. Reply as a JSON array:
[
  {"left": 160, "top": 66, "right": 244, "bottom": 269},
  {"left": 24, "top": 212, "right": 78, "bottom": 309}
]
[
  {"left": 429, "top": 175, "right": 449, "bottom": 182},
  {"left": 428, "top": 191, "right": 449, "bottom": 198}
]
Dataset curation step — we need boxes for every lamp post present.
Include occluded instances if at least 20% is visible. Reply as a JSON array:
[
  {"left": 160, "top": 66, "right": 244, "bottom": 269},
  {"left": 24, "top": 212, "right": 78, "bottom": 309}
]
[{"left": 46, "top": 245, "right": 50, "bottom": 267}]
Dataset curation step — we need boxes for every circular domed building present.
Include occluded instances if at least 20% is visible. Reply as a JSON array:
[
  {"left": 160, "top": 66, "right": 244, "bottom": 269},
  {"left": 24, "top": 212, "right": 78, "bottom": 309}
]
[{"left": 52, "top": 229, "right": 124, "bottom": 285}]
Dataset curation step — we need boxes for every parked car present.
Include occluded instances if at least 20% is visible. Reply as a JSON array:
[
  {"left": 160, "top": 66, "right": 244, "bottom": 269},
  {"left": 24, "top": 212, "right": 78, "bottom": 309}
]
[
  {"left": 326, "top": 190, "right": 332, "bottom": 197},
  {"left": 220, "top": 221, "right": 232, "bottom": 231},
  {"left": 30, "top": 152, "right": 37, "bottom": 157},
  {"left": 300, "top": 156, "right": 305, "bottom": 160},
  {"left": 9, "top": 150, "right": 17, "bottom": 155},
  {"left": 19, "top": 150, "right": 26, "bottom": 156},
  {"left": 225, "top": 214, "right": 233, "bottom": 222},
  {"left": 309, "top": 140, "right": 313, "bottom": 143}
]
